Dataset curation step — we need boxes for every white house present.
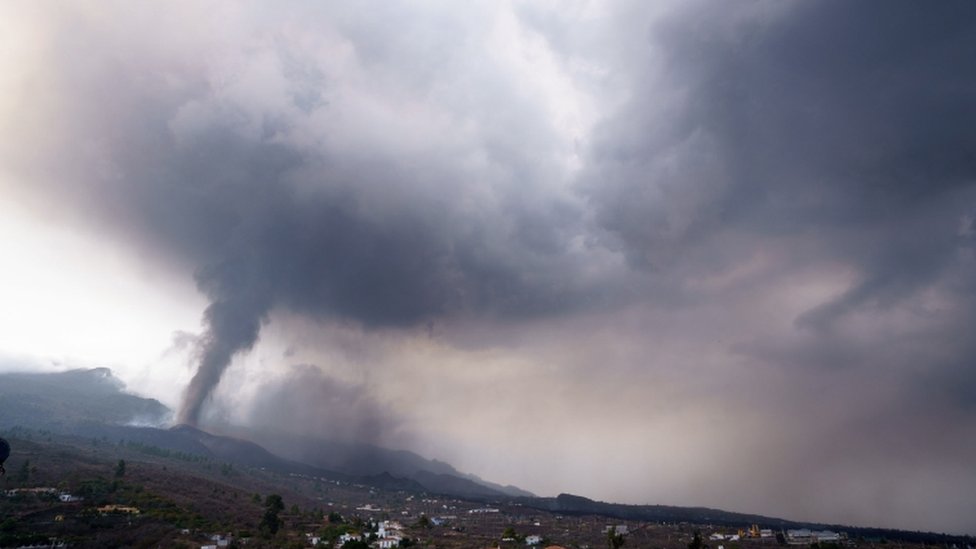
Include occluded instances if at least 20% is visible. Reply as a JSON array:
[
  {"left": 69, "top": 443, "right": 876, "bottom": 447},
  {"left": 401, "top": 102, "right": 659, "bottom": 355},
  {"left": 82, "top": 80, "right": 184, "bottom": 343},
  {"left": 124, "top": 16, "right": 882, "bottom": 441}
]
[
  {"left": 787, "top": 529, "right": 814, "bottom": 545},
  {"left": 525, "top": 534, "right": 543, "bottom": 545},
  {"left": 207, "top": 534, "right": 231, "bottom": 547},
  {"left": 813, "top": 531, "right": 841, "bottom": 543},
  {"left": 378, "top": 520, "right": 404, "bottom": 539}
]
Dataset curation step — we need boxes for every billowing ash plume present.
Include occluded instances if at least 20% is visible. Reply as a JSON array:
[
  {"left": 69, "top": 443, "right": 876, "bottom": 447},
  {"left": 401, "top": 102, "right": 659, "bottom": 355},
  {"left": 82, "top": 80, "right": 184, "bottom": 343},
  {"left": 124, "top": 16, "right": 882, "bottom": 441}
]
[
  {"left": 0, "top": 2, "right": 617, "bottom": 426},
  {"left": 3, "top": 2, "right": 975, "bottom": 423},
  {"left": 4, "top": 1, "right": 976, "bottom": 532},
  {"left": 157, "top": 127, "right": 598, "bottom": 424},
  {"left": 178, "top": 296, "right": 271, "bottom": 425},
  {"left": 42, "top": 39, "right": 604, "bottom": 426}
]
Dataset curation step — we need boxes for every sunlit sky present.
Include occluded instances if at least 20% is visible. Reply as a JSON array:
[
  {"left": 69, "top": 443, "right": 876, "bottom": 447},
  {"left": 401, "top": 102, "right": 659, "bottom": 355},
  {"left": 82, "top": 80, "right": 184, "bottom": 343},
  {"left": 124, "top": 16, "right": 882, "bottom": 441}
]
[{"left": 2, "top": 0, "right": 975, "bottom": 535}]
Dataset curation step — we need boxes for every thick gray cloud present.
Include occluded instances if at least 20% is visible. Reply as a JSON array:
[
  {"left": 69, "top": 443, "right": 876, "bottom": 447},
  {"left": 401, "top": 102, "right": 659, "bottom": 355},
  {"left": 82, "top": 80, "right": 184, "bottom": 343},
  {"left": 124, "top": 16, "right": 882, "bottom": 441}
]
[
  {"left": 2, "top": 2, "right": 621, "bottom": 424},
  {"left": 568, "top": 0, "right": 976, "bottom": 530},
  {"left": 2, "top": 0, "right": 975, "bottom": 534},
  {"left": 581, "top": 0, "right": 976, "bottom": 371}
]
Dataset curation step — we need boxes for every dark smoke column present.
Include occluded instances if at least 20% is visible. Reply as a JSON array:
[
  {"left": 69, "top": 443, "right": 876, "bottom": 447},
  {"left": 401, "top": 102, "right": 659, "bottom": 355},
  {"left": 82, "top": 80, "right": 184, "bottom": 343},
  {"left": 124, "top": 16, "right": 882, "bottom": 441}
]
[{"left": 178, "top": 290, "right": 271, "bottom": 425}]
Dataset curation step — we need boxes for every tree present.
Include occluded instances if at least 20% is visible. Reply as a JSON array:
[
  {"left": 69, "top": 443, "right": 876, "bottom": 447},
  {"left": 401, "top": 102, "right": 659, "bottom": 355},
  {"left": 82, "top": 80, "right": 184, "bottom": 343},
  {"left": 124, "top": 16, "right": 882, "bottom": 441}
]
[
  {"left": 16, "top": 460, "right": 30, "bottom": 483},
  {"left": 260, "top": 494, "right": 285, "bottom": 535},
  {"left": 607, "top": 526, "right": 626, "bottom": 549},
  {"left": 115, "top": 459, "right": 126, "bottom": 478},
  {"left": 319, "top": 524, "right": 350, "bottom": 545},
  {"left": 689, "top": 530, "right": 703, "bottom": 549}
]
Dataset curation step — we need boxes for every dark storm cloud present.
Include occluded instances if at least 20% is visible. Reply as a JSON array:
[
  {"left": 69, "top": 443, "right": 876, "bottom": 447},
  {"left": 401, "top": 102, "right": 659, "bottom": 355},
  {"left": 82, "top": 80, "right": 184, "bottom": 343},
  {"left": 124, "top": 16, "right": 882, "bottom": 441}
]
[
  {"left": 583, "top": 0, "right": 976, "bottom": 334},
  {"left": 569, "top": 2, "right": 976, "bottom": 528},
  {"left": 147, "top": 119, "right": 594, "bottom": 423},
  {"left": 0, "top": 3, "right": 615, "bottom": 424},
  {"left": 4, "top": 1, "right": 976, "bottom": 532}
]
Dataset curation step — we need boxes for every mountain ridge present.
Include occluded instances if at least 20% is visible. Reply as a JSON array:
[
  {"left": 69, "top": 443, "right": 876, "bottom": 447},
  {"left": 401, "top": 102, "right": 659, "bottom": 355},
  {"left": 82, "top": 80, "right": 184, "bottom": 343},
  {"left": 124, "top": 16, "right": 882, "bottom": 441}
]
[
  {"left": 0, "top": 368, "right": 528, "bottom": 499},
  {"left": 215, "top": 425, "right": 534, "bottom": 498},
  {"left": 2, "top": 367, "right": 970, "bottom": 542}
]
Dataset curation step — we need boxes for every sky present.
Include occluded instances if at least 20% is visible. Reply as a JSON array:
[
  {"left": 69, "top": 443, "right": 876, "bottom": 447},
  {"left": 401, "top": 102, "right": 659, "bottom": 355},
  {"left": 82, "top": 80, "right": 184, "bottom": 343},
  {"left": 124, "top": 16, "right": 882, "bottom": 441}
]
[{"left": 1, "top": 0, "right": 975, "bottom": 535}]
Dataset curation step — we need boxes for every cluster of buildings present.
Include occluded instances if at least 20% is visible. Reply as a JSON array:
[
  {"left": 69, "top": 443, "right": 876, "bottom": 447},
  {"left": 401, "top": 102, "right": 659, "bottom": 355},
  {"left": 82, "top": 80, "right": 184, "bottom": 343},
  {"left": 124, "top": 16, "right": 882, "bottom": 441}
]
[
  {"left": 707, "top": 525, "right": 846, "bottom": 547},
  {"left": 200, "top": 532, "right": 234, "bottom": 549},
  {"left": 3, "top": 487, "right": 83, "bottom": 502},
  {"left": 710, "top": 524, "right": 774, "bottom": 542},
  {"left": 315, "top": 520, "right": 405, "bottom": 548},
  {"left": 375, "top": 520, "right": 405, "bottom": 548},
  {"left": 4, "top": 487, "right": 58, "bottom": 497},
  {"left": 785, "top": 529, "right": 845, "bottom": 545},
  {"left": 604, "top": 525, "right": 630, "bottom": 535}
]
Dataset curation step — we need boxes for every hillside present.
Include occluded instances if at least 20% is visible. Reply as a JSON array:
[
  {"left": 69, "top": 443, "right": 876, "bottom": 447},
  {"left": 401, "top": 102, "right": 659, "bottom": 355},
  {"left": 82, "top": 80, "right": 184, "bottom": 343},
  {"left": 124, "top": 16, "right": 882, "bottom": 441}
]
[
  {"left": 0, "top": 369, "right": 527, "bottom": 499},
  {"left": 2, "top": 429, "right": 971, "bottom": 549},
  {"left": 517, "top": 494, "right": 971, "bottom": 545},
  {"left": 0, "top": 368, "right": 170, "bottom": 429},
  {"left": 1, "top": 368, "right": 972, "bottom": 544},
  {"left": 224, "top": 427, "right": 534, "bottom": 498}
]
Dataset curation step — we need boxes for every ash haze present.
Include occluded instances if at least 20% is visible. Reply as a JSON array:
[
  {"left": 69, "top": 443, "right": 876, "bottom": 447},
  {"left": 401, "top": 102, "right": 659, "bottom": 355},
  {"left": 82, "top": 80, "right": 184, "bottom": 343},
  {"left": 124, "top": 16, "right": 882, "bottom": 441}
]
[{"left": 2, "top": 0, "right": 975, "bottom": 535}]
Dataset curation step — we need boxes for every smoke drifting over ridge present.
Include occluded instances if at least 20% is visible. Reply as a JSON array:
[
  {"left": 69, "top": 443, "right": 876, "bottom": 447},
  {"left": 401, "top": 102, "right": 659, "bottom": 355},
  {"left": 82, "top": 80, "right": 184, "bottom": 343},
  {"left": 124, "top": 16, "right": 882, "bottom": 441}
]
[{"left": 3, "top": 0, "right": 976, "bottom": 533}]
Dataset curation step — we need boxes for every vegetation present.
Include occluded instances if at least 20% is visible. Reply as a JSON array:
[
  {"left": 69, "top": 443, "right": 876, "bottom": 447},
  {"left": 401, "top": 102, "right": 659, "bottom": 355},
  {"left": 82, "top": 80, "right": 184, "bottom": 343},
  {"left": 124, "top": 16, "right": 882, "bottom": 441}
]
[
  {"left": 259, "top": 494, "right": 285, "bottom": 535},
  {"left": 125, "top": 440, "right": 209, "bottom": 463},
  {"left": 15, "top": 459, "right": 32, "bottom": 483},
  {"left": 608, "top": 525, "right": 626, "bottom": 548},
  {"left": 1, "top": 421, "right": 972, "bottom": 549}
]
